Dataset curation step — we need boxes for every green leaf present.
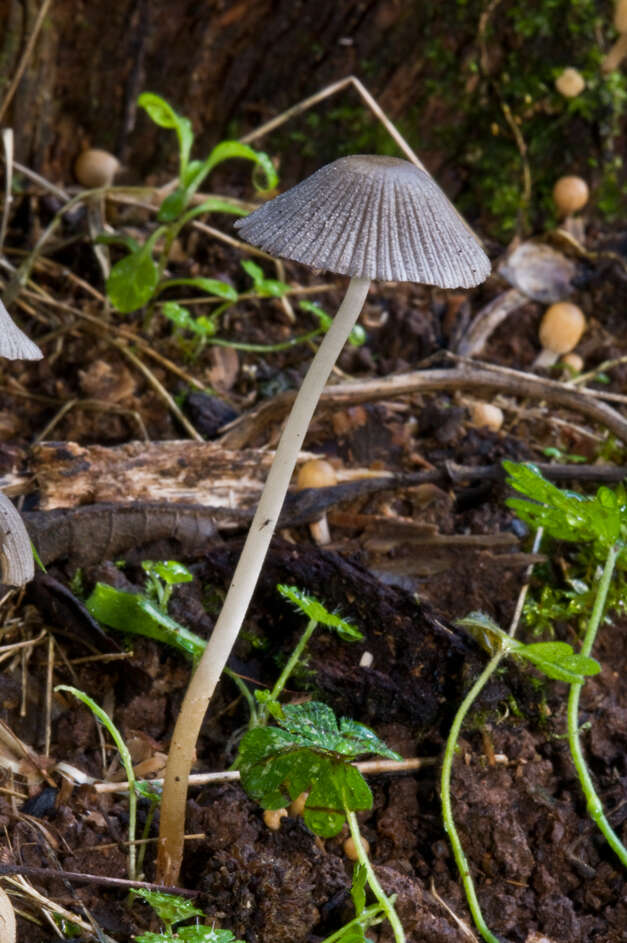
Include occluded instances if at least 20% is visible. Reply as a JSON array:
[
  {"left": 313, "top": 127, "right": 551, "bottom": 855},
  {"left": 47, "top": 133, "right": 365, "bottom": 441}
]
[
  {"left": 161, "top": 302, "right": 194, "bottom": 330},
  {"left": 138, "top": 93, "right": 194, "bottom": 178},
  {"left": 237, "top": 701, "right": 400, "bottom": 837},
  {"left": 202, "top": 141, "right": 278, "bottom": 191},
  {"left": 141, "top": 560, "right": 193, "bottom": 585},
  {"left": 135, "top": 932, "right": 176, "bottom": 943},
  {"left": 503, "top": 461, "right": 625, "bottom": 553},
  {"left": 132, "top": 889, "right": 203, "bottom": 928},
  {"left": 160, "top": 278, "right": 238, "bottom": 301},
  {"left": 516, "top": 641, "right": 601, "bottom": 684},
  {"left": 240, "top": 259, "right": 288, "bottom": 297},
  {"left": 106, "top": 231, "right": 162, "bottom": 313},
  {"left": 277, "top": 585, "right": 363, "bottom": 641},
  {"left": 351, "top": 863, "right": 368, "bottom": 916},
  {"left": 456, "top": 611, "right": 518, "bottom": 657},
  {"left": 299, "top": 300, "right": 366, "bottom": 347},
  {"left": 86, "top": 582, "right": 205, "bottom": 660},
  {"left": 157, "top": 186, "right": 189, "bottom": 222},
  {"left": 180, "top": 198, "right": 249, "bottom": 225},
  {"left": 178, "top": 927, "right": 244, "bottom": 943},
  {"left": 95, "top": 232, "right": 140, "bottom": 253}
]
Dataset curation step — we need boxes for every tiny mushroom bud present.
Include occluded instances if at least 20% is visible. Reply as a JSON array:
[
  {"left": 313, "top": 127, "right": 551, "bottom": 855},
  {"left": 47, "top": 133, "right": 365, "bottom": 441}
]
[
  {"left": 296, "top": 458, "right": 337, "bottom": 544},
  {"left": 263, "top": 807, "right": 288, "bottom": 831},
  {"left": 343, "top": 834, "right": 370, "bottom": 861},
  {"left": 561, "top": 351, "right": 584, "bottom": 373},
  {"left": 534, "top": 301, "right": 586, "bottom": 368},
  {"left": 552, "top": 176, "right": 589, "bottom": 217},
  {"left": 469, "top": 402, "right": 503, "bottom": 432},
  {"left": 555, "top": 67, "right": 585, "bottom": 98},
  {"left": 74, "top": 148, "right": 121, "bottom": 188},
  {"left": 288, "top": 792, "right": 309, "bottom": 817}
]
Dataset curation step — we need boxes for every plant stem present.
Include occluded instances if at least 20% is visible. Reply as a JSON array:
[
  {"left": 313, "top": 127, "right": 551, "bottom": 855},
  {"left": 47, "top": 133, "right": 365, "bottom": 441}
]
[
  {"left": 344, "top": 807, "right": 405, "bottom": 943},
  {"left": 157, "top": 276, "right": 371, "bottom": 885},
  {"left": 319, "top": 901, "right": 385, "bottom": 943},
  {"left": 261, "top": 617, "right": 318, "bottom": 719},
  {"left": 567, "top": 542, "right": 627, "bottom": 867},
  {"left": 440, "top": 651, "right": 505, "bottom": 943}
]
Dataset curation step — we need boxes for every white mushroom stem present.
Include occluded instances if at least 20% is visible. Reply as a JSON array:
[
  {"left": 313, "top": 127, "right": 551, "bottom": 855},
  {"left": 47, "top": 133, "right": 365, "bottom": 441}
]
[{"left": 157, "top": 275, "right": 371, "bottom": 884}]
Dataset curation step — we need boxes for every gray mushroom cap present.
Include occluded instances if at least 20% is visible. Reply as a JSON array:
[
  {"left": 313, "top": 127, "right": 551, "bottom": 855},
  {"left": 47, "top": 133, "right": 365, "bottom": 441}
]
[
  {"left": 0, "top": 298, "right": 42, "bottom": 360},
  {"left": 235, "top": 155, "right": 490, "bottom": 289}
]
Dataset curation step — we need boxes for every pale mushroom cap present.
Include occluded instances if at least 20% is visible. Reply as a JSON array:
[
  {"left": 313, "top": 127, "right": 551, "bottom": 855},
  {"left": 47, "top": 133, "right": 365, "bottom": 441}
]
[
  {"left": 296, "top": 458, "right": 337, "bottom": 489},
  {"left": 555, "top": 67, "right": 585, "bottom": 98},
  {"left": 0, "top": 298, "right": 42, "bottom": 360},
  {"left": 552, "top": 176, "right": 589, "bottom": 215},
  {"left": 74, "top": 148, "right": 120, "bottom": 188},
  {"left": 539, "top": 302, "right": 586, "bottom": 354},
  {"left": 469, "top": 402, "right": 503, "bottom": 432},
  {"left": 235, "top": 156, "right": 491, "bottom": 289}
]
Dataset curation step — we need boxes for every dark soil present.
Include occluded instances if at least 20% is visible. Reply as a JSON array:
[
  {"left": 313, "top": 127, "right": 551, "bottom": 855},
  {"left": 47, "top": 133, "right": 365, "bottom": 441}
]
[{"left": 0, "top": 179, "right": 626, "bottom": 943}]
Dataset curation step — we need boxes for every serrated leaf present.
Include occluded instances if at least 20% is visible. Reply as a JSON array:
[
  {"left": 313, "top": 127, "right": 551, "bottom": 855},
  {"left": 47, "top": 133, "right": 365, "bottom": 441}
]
[
  {"left": 516, "top": 641, "right": 601, "bottom": 684},
  {"left": 277, "top": 585, "right": 363, "bottom": 640},
  {"left": 132, "top": 888, "right": 203, "bottom": 927},
  {"left": 237, "top": 701, "right": 399, "bottom": 837},
  {"left": 503, "top": 461, "right": 625, "bottom": 553}
]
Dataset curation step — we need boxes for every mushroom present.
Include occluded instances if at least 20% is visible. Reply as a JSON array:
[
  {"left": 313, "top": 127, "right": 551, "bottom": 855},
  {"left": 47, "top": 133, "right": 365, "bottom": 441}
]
[
  {"left": 288, "top": 792, "right": 309, "bottom": 817},
  {"left": 74, "top": 148, "right": 121, "bottom": 188},
  {"left": 263, "top": 807, "right": 288, "bottom": 830},
  {"left": 552, "top": 176, "right": 589, "bottom": 217},
  {"left": 560, "top": 351, "right": 584, "bottom": 374},
  {"left": 344, "top": 834, "right": 370, "bottom": 861},
  {"left": 157, "top": 154, "right": 491, "bottom": 885},
  {"left": 0, "top": 297, "right": 42, "bottom": 360},
  {"left": 534, "top": 301, "right": 586, "bottom": 368},
  {"left": 469, "top": 402, "right": 503, "bottom": 432},
  {"left": 296, "top": 458, "right": 337, "bottom": 544},
  {"left": 555, "top": 68, "right": 585, "bottom": 98}
]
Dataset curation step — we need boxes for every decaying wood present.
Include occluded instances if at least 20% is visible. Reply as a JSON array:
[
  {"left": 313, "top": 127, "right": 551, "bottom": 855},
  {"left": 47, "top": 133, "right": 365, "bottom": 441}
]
[{"left": 219, "top": 367, "right": 627, "bottom": 448}]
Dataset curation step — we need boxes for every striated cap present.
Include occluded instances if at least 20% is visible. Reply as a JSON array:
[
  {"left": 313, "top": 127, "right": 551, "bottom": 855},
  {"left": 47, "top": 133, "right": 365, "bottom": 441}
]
[
  {"left": 0, "top": 299, "right": 42, "bottom": 360},
  {"left": 235, "top": 155, "right": 490, "bottom": 289}
]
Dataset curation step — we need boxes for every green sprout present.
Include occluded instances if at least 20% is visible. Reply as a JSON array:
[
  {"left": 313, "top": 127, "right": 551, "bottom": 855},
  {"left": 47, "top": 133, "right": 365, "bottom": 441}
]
[
  {"left": 133, "top": 888, "right": 244, "bottom": 943},
  {"left": 236, "top": 700, "right": 405, "bottom": 943},
  {"left": 54, "top": 685, "right": 139, "bottom": 881},
  {"left": 103, "top": 93, "right": 276, "bottom": 318}
]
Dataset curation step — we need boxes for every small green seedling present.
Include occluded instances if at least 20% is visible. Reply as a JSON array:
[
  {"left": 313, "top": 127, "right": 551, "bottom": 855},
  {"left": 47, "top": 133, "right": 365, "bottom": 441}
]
[
  {"left": 236, "top": 700, "right": 406, "bottom": 943},
  {"left": 133, "top": 888, "right": 243, "bottom": 943},
  {"left": 442, "top": 460, "right": 626, "bottom": 943},
  {"left": 299, "top": 299, "right": 366, "bottom": 348},
  {"left": 142, "top": 560, "right": 193, "bottom": 613},
  {"left": 254, "top": 585, "right": 362, "bottom": 724},
  {"left": 104, "top": 93, "right": 276, "bottom": 317},
  {"left": 54, "top": 685, "right": 139, "bottom": 881}
]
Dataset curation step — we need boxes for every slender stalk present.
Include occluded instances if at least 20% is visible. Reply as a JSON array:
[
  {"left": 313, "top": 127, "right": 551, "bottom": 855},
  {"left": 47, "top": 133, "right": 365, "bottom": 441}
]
[
  {"left": 157, "top": 276, "right": 371, "bottom": 885},
  {"left": 263, "top": 617, "right": 318, "bottom": 717},
  {"left": 345, "top": 808, "right": 405, "bottom": 943},
  {"left": 567, "top": 542, "right": 627, "bottom": 867},
  {"left": 440, "top": 651, "right": 505, "bottom": 943}
]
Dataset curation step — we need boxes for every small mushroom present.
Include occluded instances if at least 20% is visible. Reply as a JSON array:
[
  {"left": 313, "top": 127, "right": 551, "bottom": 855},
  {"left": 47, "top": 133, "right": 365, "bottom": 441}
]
[
  {"left": 555, "top": 68, "right": 585, "bottom": 98},
  {"left": 74, "top": 148, "right": 121, "bottom": 188},
  {"left": 560, "top": 351, "right": 584, "bottom": 373},
  {"left": 157, "top": 154, "right": 490, "bottom": 884},
  {"left": 534, "top": 301, "right": 586, "bottom": 368},
  {"left": 552, "top": 176, "right": 589, "bottom": 217},
  {"left": 296, "top": 459, "right": 337, "bottom": 544},
  {"left": 469, "top": 402, "right": 503, "bottom": 432},
  {"left": 343, "top": 834, "right": 370, "bottom": 861},
  {"left": 288, "top": 792, "right": 309, "bottom": 817},
  {"left": 0, "top": 298, "right": 41, "bottom": 360},
  {"left": 263, "top": 807, "right": 288, "bottom": 830}
]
